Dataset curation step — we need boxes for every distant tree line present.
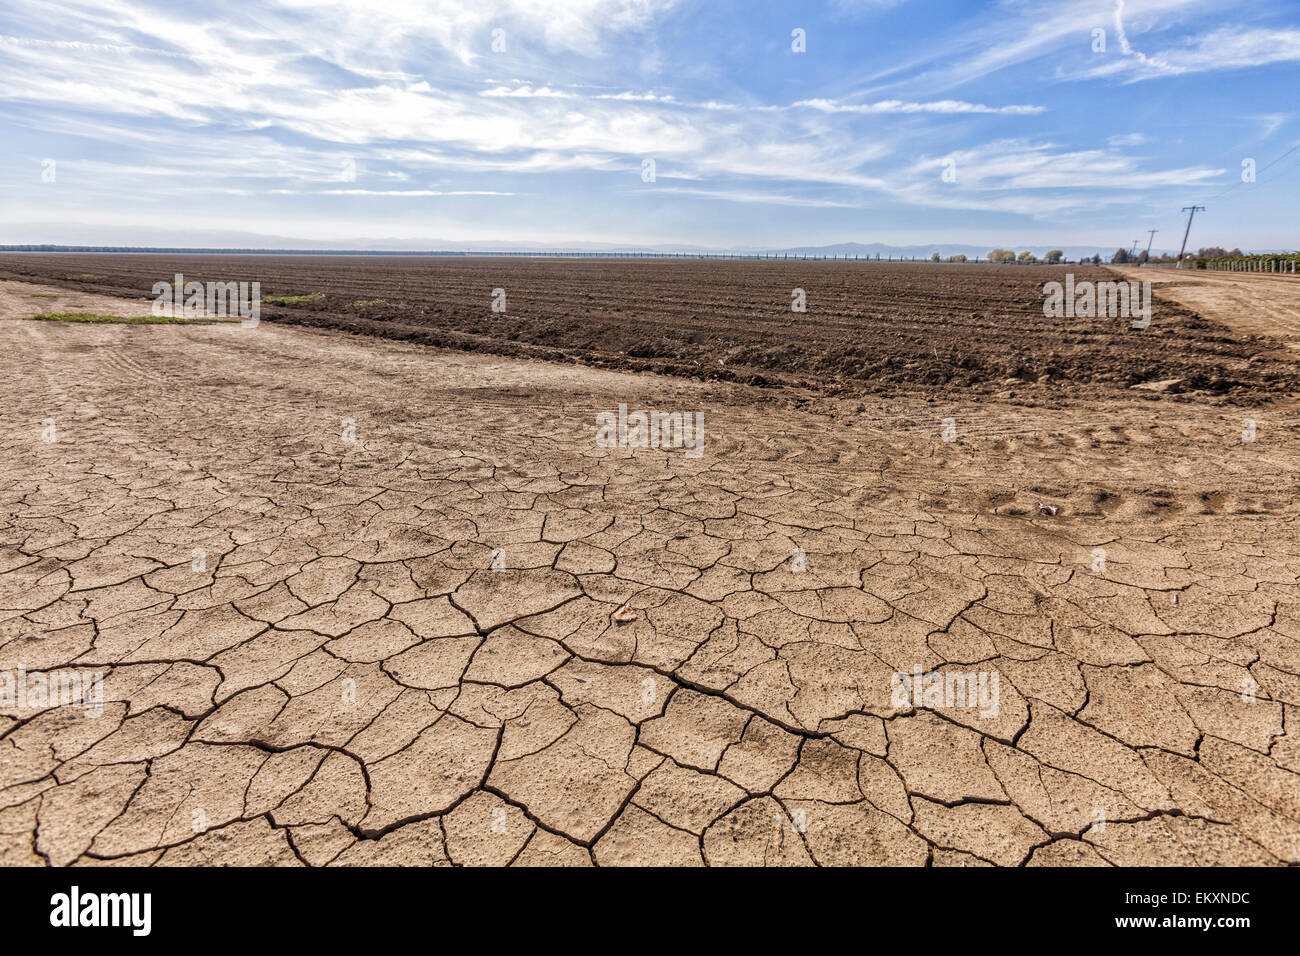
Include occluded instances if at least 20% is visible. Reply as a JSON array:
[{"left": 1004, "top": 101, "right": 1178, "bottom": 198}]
[
  {"left": 984, "top": 249, "right": 1067, "bottom": 264},
  {"left": 1191, "top": 250, "right": 1298, "bottom": 272},
  {"left": 1110, "top": 246, "right": 1298, "bottom": 271}
]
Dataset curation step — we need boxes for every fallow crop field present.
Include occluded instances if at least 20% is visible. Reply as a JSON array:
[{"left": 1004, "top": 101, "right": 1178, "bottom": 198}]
[{"left": 3, "top": 253, "right": 1295, "bottom": 396}]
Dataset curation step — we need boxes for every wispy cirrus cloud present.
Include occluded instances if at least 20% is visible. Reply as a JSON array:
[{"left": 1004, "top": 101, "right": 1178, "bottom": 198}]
[
  {"left": 0, "top": 0, "right": 1294, "bottom": 247},
  {"left": 919, "top": 139, "right": 1224, "bottom": 190},
  {"left": 853, "top": 0, "right": 1298, "bottom": 95},
  {"left": 269, "top": 188, "right": 516, "bottom": 196},
  {"left": 653, "top": 187, "right": 864, "bottom": 208},
  {"left": 793, "top": 98, "right": 1046, "bottom": 115},
  {"left": 1080, "top": 24, "right": 1300, "bottom": 81}
]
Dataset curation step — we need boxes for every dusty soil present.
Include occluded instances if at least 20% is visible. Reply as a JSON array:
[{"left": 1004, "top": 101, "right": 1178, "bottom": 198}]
[
  {"left": 1117, "top": 265, "right": 1300, "bottom": 354},
  {"left": 1, "top": 270, "right": 1298, "bottom": 867},
  {"left": 3, "top": 254, "right": 1298, "bottom": 398}
]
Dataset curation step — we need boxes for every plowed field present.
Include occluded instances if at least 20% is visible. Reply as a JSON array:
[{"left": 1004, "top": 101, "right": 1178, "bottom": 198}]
[{"left": 3, "top": 254, "right": 1296, "bottom": 398}]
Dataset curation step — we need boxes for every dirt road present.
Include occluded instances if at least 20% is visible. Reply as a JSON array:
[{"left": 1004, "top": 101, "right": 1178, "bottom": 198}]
[
  {"left": 1120, "top": 266, "right": 1300, "bottom": 353},
  {"left": 2, "top": 279, "right": 1298, "bottom": 866}
]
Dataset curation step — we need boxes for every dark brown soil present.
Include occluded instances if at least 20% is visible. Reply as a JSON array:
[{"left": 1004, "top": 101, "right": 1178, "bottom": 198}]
[{"left": 2, "top": 253, "right": 1295, "bottom": 398}]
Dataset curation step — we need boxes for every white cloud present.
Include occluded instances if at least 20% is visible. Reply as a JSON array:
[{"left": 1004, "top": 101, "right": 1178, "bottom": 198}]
[
  {"left": 794, "top": 98, "right": 1045, "bottom": 115},
  {"left": 1252, "top": 113, "right": 1290, "bottom": 138},
  {"left": 857, "top": 0, "right": 1238, "bottom": 94},
  {"left": 480, "top": 85, "right": 574, "bottom": 98},
  {"left": 2, "top": 0, "right": 1287, "bottom": 243},
  {"left": 269, "top": 188, "right": 516, "bottom": 196},
  {"left": 654, "top": 187, "right": 862, "bottom": 208},
  {"left": 1086, "top": 24, "right": 1300, "bottom": 81},
  {"left": 926, "top": 139, "right": 1223, "bottom": 189},
  {"left": 269, "top": 0, "right": 679, "bottom": 65}
]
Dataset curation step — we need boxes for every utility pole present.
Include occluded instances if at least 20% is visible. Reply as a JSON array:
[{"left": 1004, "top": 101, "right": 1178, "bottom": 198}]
[
  {"left": 1176, "top": 206, "right": 1205, "bottom": 268},
  {"left": 1131, "top": 239, "right": 1140, "bottom": 258},
  {"left": 1145, "top": 229, "right": 1158, "bottom": 258}
]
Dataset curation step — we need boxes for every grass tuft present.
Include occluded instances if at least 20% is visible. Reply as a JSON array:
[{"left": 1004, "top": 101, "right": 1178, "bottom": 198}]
[
  {"left": 32, "top": 312, "right": 240, "bottom": 324},
  {"left": 262, "top": 292, "right": 323, "bottom": 305}
]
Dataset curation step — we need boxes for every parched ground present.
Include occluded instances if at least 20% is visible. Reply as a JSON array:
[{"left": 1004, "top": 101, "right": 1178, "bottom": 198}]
[
  {"left": 1116, "top": 265, "right": 1300, "bottom": 353},
  {"left": 1, "top": 273, "right": 1298, "bottom": 867}
]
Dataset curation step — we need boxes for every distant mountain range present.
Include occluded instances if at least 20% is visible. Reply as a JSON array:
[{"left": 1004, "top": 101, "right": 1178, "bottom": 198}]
[{"left": 0, "top": 223, "right": 1202, "bottom": 259}]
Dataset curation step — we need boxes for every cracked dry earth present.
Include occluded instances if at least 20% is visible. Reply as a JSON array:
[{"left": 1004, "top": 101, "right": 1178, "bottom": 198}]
[{"left": 2, "top": 279, "right": 1300, "bottom": 868}]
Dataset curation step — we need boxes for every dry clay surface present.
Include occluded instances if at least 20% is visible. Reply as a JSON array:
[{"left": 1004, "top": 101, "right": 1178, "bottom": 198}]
[
  {"left": 1118, "top": 266, "right": 1300, "bottom": 353},
  {"left": 2, "top": 278, "right": 1299, "bottom": 867}
]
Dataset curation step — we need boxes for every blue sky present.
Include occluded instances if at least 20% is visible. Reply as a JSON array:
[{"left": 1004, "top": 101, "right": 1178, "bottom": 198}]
[{"left": 1, "top": 0, "right": 1297, "bottom": 250}]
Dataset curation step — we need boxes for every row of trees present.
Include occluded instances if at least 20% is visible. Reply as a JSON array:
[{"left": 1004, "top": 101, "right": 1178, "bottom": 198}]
[
  {"left": 986, "top": 249, "right": 1066, "bottom": 264},
  {"left": 1108, "top": 247, "right": 1245, "bottom": 265},
  {"left": 1110, "top": 246, "right": 1296, "bottom": 272},
  {"left": 1194, "top": 251, "right": 1299, "bottom": 272},
  {"left": 950, "top": 245, "right": 1291, "bottom": 269},
  {"left": 926, "top": 250, "right": 1071, "bottom": 264}
]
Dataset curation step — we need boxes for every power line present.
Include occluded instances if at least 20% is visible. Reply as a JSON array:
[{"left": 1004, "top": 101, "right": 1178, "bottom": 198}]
[
  {"left": 1200, "top": 141, "right": 1300, "bottom": 205},
  {"left": 1147, "top": 141, "right": 1300, "bottom": 260}
]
